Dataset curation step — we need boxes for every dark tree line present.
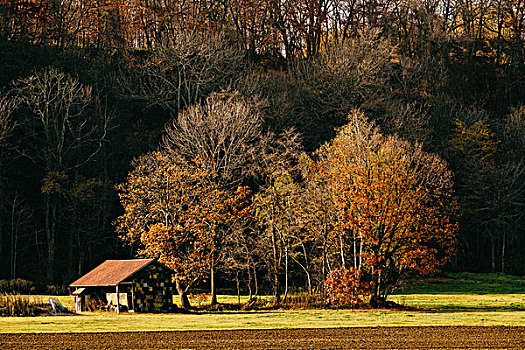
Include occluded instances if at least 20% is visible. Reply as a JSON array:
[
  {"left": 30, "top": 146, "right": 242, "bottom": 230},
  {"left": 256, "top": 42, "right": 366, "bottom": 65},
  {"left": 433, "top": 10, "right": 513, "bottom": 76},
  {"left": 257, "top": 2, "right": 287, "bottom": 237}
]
[{"left": 0, "top": 0, "right": 523, "bottom": 292}]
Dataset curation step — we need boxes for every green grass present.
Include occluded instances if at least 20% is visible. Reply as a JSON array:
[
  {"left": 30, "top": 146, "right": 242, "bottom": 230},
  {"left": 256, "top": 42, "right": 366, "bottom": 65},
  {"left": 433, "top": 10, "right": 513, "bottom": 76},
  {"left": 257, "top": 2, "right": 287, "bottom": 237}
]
[
  {"left": 391, "top": 294, "right": 525, "bottom": 311},
  {"left": 1, "top": 273, "right": 524, "bottom": 333},
  {"left": 391, "top": 272, "right": 525, "bottom": 311},
  {"left": 396, "top": 272, "right": 525, "bottom": 294}
]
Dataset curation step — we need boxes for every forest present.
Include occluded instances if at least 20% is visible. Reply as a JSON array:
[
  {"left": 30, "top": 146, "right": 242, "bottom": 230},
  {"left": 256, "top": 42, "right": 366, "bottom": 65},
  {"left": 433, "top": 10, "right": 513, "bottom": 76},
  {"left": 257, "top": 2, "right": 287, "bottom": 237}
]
[{"left": 0, "top": 0, "right": 523, "bottom": 306}]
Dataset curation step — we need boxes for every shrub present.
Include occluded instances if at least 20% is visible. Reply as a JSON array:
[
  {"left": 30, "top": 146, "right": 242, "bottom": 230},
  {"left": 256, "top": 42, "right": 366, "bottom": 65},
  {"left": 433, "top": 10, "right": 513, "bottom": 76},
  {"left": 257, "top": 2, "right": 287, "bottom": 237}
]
[
  {"left": 44, "top": 284, "right": 68, "bottom": 295},
  {"left": 0, "top": 294, "right": 39, "bottom": 316},
  {"left": 324, "top": 268, "right": 370, "bottom": 307},
  {"left": 189, "top": 293, "right": 212, "bottom": 308},
  {"left": 0, "top": 279, "right": 68, "bottom": 295},
  {"left": 0, "top": 279, "right": 35, "bottom": 294},
  {"left": 281, "top": 292, "right": 325, "bottom": 309}
]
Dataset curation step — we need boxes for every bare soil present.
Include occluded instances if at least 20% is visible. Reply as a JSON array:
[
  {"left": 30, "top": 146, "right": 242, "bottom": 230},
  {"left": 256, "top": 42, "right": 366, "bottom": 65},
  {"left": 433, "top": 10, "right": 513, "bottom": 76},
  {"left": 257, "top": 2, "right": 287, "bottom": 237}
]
[{"left": 1, "top": 326, "right": 524, "bottom": 349}]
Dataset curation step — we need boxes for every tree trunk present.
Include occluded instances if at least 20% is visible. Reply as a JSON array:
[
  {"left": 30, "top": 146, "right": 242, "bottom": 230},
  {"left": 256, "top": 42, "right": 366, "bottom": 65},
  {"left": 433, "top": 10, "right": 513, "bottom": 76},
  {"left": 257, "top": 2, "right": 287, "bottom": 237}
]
[
  {"left": 45, "top": 196, "right": 56, "bottom": 283},
  {"left": 339, "top": 229, "right": 346, "bottom": 268},
  {"left": 176, "top": 279, "right": 191, "bottom": 309},
  {"left": 283, "top": 246, "right": 288, "bottom": 303},
  {"left": 300, "top": 243, "right": 312, "bottom": 295},
  {"left": 353, "top": 229, "right": 357, "bottom": 268},
  {"left": 501, "top": 229, "right": 506, "bottom": 273},
  {"left": 322, "top": 221, "right": 327, "bottom": 288},
  {"left": 358, "top": 232, "right": 363, "bottom": 269},
  {"left": 273, "top": 273, "right": 281, "bottom": 304},
  {"left": 271, "top": 225, "right": 281, "bottom": 304},
  {"left": 489, "top": 232, "right": 496, "bottom": 272},
  {"left": 0, "top": 224, "right": 3, "bottom": 276},
  {"left": 10, "top": 197, "right": 15, "bottom": 279},
  {"left": 12, "top": 222, "right": 18, "bottom": 279},
  {"left": 210, "top": 253, "right": 217, "bottom": 306},
  {"left": 247, "top": 264, "right": 253, "bottom": 300},
  {"left": 253, "top": 264, "right": 258, "bottom": 296},
  {"left": 369, "top": 271, "right": 383, "bottom": 308},
  {"left": 68, "top": 206, "right": 76, "bottom": 281},
  {"left": 236, "top": 271, "right": 240, "bottom": 305},
  {"left": 77, "top": 249, "right": 83, "bottom": 277}
]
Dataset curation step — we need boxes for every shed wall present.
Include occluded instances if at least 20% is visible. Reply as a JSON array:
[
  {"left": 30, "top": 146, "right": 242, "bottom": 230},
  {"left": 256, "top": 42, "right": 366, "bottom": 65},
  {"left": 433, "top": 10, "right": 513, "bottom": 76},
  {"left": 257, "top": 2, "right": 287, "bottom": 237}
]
[{"left": 131, "top": 263, "right": 175, "bottom": 312}]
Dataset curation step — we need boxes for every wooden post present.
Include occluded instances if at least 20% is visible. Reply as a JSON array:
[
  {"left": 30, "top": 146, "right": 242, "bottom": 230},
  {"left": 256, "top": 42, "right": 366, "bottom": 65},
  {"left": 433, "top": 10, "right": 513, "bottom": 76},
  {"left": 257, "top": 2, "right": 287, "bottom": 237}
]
[
  {"left": 131, "top": 284, "right": 135, "bottom": 311},
  {"left": 116, "top": 284, "right": 120, "bottom": 314}
]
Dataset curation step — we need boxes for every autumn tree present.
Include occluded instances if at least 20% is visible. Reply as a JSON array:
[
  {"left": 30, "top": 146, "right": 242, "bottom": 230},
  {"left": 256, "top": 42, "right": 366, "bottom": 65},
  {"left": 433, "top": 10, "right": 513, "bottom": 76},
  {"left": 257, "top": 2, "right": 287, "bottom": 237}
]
[
  {"left": 254, "top": 166, "right": 301, "bottom": 303},
  {"left": 252, "top": 129, "right": 302, "bottom": 303},
  {"left": 116, "top": 151, "right": 248, "bottom": 309},
  {"left": 318, "top": 111, "right": 458, "bottom": 307},
  {"left": 161, "top": 90, "right": 263, "bottom": 305},
  {"left": 228, "top": 0, "right": 275, "bottom": 56},
  {"left": 0, "top": 0, "right": 46, "bottom": 42},
  {"left": 254, "top": 152, "right": 338, "bottom": 297},
  {"left": 297, "top": 153, "right": 339, "bottom": 291}
]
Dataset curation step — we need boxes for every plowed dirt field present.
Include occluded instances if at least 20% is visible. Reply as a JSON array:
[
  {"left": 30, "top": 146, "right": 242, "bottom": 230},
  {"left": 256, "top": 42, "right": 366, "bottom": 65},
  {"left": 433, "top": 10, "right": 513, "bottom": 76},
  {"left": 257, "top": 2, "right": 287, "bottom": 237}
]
[{"left": 1, "top": 326, "right": 524, "bottom": 349}]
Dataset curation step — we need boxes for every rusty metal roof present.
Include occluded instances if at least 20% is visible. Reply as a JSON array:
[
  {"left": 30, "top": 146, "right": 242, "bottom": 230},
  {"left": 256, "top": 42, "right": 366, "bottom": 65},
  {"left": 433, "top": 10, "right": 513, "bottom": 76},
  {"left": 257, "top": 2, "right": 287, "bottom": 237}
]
[{"left": 70, "top": 259, "right": 154, "bottom": 287}]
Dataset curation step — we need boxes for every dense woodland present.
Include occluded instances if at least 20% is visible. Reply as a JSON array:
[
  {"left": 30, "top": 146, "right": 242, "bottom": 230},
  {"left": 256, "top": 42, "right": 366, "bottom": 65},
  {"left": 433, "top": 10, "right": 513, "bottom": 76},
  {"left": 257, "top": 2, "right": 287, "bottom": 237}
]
[{"left": 0, "top": 0, "right": 523, "bottom": 304}]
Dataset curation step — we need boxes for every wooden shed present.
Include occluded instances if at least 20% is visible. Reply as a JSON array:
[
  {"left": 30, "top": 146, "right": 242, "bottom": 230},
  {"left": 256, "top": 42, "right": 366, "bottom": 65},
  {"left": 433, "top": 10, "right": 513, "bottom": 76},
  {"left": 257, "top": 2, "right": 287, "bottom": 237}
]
[{"left": 70, "top": 259, "right": 176, "bottom": 313}]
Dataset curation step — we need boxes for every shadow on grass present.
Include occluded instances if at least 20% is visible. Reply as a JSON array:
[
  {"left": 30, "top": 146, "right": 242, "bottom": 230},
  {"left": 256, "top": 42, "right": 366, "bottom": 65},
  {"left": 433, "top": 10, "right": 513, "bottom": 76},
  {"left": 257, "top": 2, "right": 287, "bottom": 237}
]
[
  {"left": 419, "top": 305, "right": 525, "bottom": 312},
  {"left": 396, "top": 272, "right": 525, "bottom": 295}
]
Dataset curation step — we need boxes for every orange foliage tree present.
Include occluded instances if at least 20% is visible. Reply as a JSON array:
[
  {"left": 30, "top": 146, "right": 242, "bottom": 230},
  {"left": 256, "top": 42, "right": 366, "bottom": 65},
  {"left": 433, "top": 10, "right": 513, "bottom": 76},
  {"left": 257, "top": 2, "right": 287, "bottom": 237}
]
[
  {"left": 116, "top": 151, "right": 248, "bottom": 309},
  {"left": 318, "top": 111, "right": 458, "bottom": 307}
]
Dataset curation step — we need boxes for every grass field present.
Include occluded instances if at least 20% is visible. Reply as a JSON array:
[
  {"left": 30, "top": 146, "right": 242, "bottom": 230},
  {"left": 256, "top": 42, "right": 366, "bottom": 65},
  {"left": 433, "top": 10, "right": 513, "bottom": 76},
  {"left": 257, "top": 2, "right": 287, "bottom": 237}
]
[
  {"left": 1, "top": 309, "right": 525, "bottom": 333},
  {"left": 1, "top": 273, "right": 524, "bottom": 333}
]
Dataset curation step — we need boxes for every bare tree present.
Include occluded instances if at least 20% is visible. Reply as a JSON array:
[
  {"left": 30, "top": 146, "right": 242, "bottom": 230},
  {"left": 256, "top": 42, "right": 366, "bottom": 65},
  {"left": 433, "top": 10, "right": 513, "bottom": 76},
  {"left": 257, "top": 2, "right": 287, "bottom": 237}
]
[
  {"left": 4, "top": 192, "right": 34, "bottom": 279},
  {"left": 13, "top": 67, "right": 109, "bottom": 282},
  {"left": 274, "top": 28, "right": 397, "bottom": 151},
  {"left": 118, "top": 31, "right": 246, "bottom": 114},
  {"left": 0, "top": 94, "right": 17, "bottom": 146},
  {"left": 162, "top": 90, "right": 265, "bottom": 186},
  {"left": 0, "top": 93, "right": 18, "bottom": 274},
  {"left": 220, "top": 222, "right": 265, "bottom": 303}
]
